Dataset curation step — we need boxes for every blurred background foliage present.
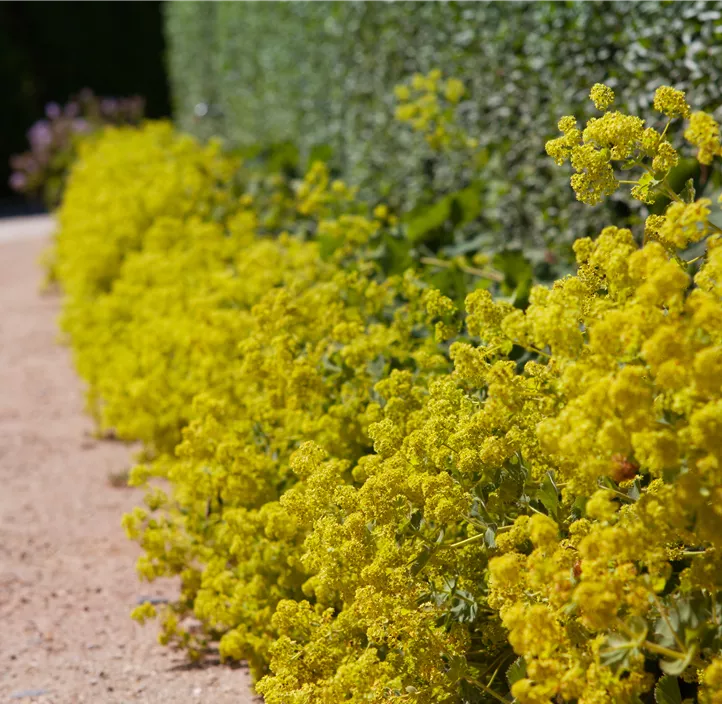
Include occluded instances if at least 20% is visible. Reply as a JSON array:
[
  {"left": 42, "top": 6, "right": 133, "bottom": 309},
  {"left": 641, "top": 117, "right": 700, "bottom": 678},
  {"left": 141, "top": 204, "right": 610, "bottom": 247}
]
[
  {"left": 165, "top": 1, "right": 722, "bottom": 269},
  {"left": 0, "top": 1, "right": 169, "bottom": 214}
]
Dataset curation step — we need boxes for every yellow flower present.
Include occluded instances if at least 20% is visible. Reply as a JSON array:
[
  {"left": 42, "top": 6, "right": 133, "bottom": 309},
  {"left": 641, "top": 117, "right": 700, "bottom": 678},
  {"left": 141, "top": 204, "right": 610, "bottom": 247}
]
[
  {"left": 685, "top": 111, "right": 722, "bottom": 164},
  {"left": 444, "top": 77, "right": 465, "bottom": 104},
  {"left": 585, "top": 490, "right": 619, "bottom": 522},
  {"left": 372, "top": 203, "right": 389, "bottom": 220},
  {"left": 651, "top": 141, "right": 678, "bottom": 172},
  {"left": 529, "top": 513, "right": 559, "bottom": 549},
  {"left": 653, "top": 85, "right": 691, "bottom": 119},
  {"left": 589, "top": 83, "right": 615, "bottom": 111},
  {"left": 393, "top": 84, "right": 411, "bottom": 102},
  {"left": 656, "top": 199, "right": 711, "bottom": 250}
]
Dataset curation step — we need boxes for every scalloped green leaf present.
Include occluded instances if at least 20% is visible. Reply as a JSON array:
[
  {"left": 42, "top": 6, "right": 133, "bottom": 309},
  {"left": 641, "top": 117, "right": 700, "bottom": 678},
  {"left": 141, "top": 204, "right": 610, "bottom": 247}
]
[
  {"left": 654, "top": 675, "right": 682, "bottom": 704},
  {"left": 506, "top": 656, "right": 526, "bottom": 687}
]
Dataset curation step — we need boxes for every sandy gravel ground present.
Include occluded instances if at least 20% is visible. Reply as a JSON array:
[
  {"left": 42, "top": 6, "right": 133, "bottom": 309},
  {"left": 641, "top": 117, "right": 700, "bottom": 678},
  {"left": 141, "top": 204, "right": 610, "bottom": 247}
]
[{"left": 0, "top": 217, "right": 256, "bottom": 703}]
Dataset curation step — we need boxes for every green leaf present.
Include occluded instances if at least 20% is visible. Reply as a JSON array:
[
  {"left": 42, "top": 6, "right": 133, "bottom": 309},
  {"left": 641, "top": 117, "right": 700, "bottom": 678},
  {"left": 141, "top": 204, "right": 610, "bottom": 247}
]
[
  {"left": 409, "top": 530, "right": 445, "bottom": 576},
  {"left": 317, "top": 231, "right": 343, "bottom": 260},
  {"left": 379, "top": 234, "right": 413, "bottom": 274},
  {"left": 404, "top": 197, "right": 452, "bottom": 244},
  {"left": 570, "top": 495, "right": 587, "bottom": 522},
  {"left": 667, "top": 158, "right": 700, "bottom": 198},
  {"left": 536, "top": 472, "right": 559, "bottom": 519},
  {"left": 659, "top": 645, "right": 697, "bottom": 676},
  {"left": 599, "top": 633, "right": 640, "bottom": 672},
  {"left": 494, "top": 463, "right": 525, "bottom": 505},
  {"left": 492, "top": 249, "right": 533, "bottom": 305},
  {"left": 449, "top": 588, "right": 478, "bottom": 623},
  {"left": 654, "top": 676, "right": 682, "bottom": 704},
  {"left": 627, "top": 478, "right": 642, "bottom": 501},
  {"left": 409, "top": 544, "right": 434, "bottom": 576},
  {"left": 307, "top": 143, "right": 334, "bottom": 165},
  {"left": 453, "top": 183, "right": 482, "bottom": 225},
  {"left": 627, "top": 614, "right": 649, "bottom": 641},
  {"left": 447, "top": 654, "right": 466, "bottom": 683},
  {"left": 681, "top": 177, "right": 696, "bottom": 204},
  {"left": 506, "top": 656, "right": 527, "bottom": 687},
  {"left": 483, "top": 525, "right": 497, "bottom": 548}
]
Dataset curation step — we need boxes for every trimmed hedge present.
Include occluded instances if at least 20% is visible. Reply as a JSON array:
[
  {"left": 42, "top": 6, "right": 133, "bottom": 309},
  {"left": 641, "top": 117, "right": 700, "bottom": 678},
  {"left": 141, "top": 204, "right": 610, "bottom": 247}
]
[{"left": 165, "top": 1, "right": 722, "bottom": 260}]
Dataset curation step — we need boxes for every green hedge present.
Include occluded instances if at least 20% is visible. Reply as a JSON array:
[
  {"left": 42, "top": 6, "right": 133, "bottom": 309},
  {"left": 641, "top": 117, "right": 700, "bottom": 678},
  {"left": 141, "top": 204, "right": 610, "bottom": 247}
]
[{"left": 164, "top": 1, "right": 722, "bottom": 259}]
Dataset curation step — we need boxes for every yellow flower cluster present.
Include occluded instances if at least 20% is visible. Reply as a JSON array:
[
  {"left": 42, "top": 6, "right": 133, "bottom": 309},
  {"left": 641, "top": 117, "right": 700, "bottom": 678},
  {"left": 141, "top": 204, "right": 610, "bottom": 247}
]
[
  {"left": 295, "top": 160, "right": 358, "bottom": 217},
  {"left": 394, "top": 69, "right": 477, "bottom": 152},
  {"left": 589, "top": 83, "right": 615, "bottom": 112},
  {"left": 653, "top": 85, "right": 691, "bottom": 119},
  {"left": 486, "top": 223, "right": 722, "bottom": 701},
  {"left": 546, "top": 84, "right": 721, "bottom": 206},
  {"left": 685, "top": 111, "right": 722, "bottom": 165},
  {"left": 54, "top": 86, "right": 722, "bottom": 704}
]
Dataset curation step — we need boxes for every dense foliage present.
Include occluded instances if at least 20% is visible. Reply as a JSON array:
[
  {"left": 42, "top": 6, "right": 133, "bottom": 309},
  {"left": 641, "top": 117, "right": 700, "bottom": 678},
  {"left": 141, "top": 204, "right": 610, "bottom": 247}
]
[
  {"left": 53, "top": 80, "right": 722, "bottom": 704},
  {"left": 165, "top": 1, "right": 722, "bottom": 266}
]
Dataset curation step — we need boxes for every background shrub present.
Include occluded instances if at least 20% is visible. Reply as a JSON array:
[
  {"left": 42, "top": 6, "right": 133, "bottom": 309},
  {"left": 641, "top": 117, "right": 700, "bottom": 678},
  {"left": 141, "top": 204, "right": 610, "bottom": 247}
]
[{"left": 164, "top": 1, "right": 722, "bottom": 262}]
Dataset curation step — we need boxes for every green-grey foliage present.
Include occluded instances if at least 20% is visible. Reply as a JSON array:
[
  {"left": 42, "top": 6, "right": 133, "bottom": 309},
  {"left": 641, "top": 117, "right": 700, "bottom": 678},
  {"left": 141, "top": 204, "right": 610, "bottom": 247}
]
[{"left": 164, "top": 1, "right": 722, "bottom": 263}]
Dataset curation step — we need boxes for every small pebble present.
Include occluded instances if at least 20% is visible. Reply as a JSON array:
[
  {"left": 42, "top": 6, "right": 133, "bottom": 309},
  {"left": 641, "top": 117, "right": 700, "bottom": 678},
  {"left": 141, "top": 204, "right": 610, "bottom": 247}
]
[
  {"left": 10, "top": 690, "right": 49, "bottom": 700},
  {"left": 135, "top": 595, "right": 169, "bottom": 606}
]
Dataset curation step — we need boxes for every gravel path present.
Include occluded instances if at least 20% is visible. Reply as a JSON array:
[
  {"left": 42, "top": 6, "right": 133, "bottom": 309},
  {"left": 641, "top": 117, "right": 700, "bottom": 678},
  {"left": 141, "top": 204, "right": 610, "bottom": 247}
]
[{"left": 0, "top": 217, "right": 256, "bottom": 703}]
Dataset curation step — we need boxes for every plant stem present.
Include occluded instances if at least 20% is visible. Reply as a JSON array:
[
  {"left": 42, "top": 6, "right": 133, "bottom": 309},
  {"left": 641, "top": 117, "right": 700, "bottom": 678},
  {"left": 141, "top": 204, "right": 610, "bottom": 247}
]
[
  {"left": 660, "top": 117, "right": 672, "bottom": 142},
  {"left": 448, "top": 532, "right": 486, "bottom": 549},
  {"left": 660, "top": 180, "right": 683, "bottom": 203},
  {"left": 463, "top": 677, "right": 508, "bottom": 704},
  {"left": 616, "top": 619, "right": 705, "bottom": 669},
  {"left": 599, "top": 482, "right": 634, "bottom": 503},
  {"left": 525, "top": 345, "right": 551, "bottom": 359},
  {"left": 420, "top": 256, "right": 504, "bottom": 283},
  {"left": 657, "top": 179, "right": 722, "bottom": 236},
  {"left": 642, "top": 639, "right": 702, "bottom": 668},
  {"left": 486, "top": 659, "right": 503, "bottom": 688},
  {"left": 650, "top": 592, "right": 686, "bottom": 653}
]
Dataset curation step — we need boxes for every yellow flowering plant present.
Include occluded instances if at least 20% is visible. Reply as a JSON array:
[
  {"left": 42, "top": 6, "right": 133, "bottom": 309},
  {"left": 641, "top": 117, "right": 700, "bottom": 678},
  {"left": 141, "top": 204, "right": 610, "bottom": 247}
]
[
  {"left": 395, "top": 70, "right": 476, "bottom": 153},
  {"left": 53, "top": 84, "right": 722, "bottom": 704},
  {"left": 258, "top": 86, "right": 722, "bottom": 704},
  {"left": 53, "top": 123, "right": 458, "bottom": 675}
]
